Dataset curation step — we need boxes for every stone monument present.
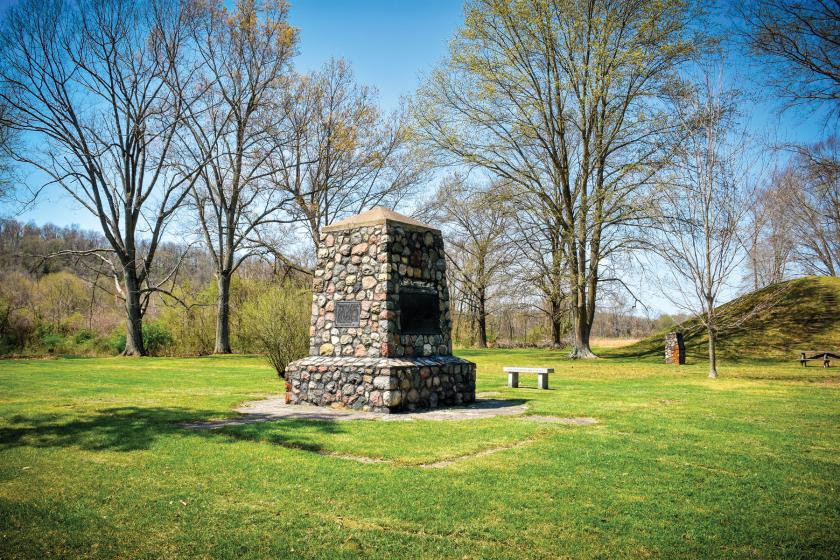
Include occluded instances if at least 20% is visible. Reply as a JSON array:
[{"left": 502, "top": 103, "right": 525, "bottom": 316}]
[
  {"left": 665, "top": 332, "right": 685, "bottom": 365},
  {"left": 284, "top": 207, "right": 476, "bottom": 412}
]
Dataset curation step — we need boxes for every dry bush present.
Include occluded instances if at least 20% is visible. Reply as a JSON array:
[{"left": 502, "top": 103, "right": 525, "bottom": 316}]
[{"left": 239, "top": 282, "right": 310, "bottom": 377}]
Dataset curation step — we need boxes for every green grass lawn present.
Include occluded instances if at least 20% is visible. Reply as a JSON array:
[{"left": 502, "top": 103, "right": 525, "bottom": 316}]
[{"left": 1, "top": 349, "right": 838, "bottom": 559}]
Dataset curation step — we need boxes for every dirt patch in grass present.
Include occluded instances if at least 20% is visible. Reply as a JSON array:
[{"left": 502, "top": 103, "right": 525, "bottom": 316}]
[
  {"left": 277, "top": 433, "right": 547, "bottom": 469},
  {"left": 524, "top": 415, "right": 598, "bottom": 425},
  {"left": 417, "top": 437, "right": 538, "bottom": 468}
]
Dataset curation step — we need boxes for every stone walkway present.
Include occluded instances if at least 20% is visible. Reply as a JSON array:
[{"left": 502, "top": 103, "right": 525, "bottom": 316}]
[{"left": 184, "top": 396, "right": 530, "bottom": 428}]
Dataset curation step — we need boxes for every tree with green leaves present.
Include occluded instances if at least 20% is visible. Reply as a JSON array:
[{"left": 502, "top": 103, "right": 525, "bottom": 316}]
[{"left": 414, "top": 0, "right": 700, "bottom": 357}]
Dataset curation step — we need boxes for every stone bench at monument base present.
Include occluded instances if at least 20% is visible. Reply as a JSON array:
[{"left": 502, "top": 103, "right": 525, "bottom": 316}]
[{"left": 504, "top": 367, "right": 553, "bottom": 389}]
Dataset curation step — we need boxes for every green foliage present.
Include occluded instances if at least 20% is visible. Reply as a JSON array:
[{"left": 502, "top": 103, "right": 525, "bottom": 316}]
[
  {"left": 107, "top": 323, "right": 174, "bottom": 357},
  {"left": 239, "top": 281, "right": 310, "bottom": 376},
  {"left": 155, "top": 277, "right": 304, "bottom": 356},
  {"left": 0, "top": 270, "right": 309, "bottom": 358},
  {"left": 157, "top": 282, "right": 217, "bottom": 356},
  {"left": 109, "top": 331, "right": 127, "bottom": 355},
  {"left": 39, "top": 332, "right": 65, "bottom": 353},
  {"left": 0, "top": 271, "right": 35, "bottom": 352},
  {"left": 32, "top": 271, "right": 88, "bottom": 333},
  {"left": 74, "top": 329, "right": 95, "bottom": 344},
  {"left": 142, "top": 322, "right": 174, "bottom": 356}
]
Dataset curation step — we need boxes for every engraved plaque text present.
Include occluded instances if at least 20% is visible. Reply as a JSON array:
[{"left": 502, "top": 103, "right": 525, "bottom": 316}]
[{"left": 335, "top": 301, "right": 361, "bottom": 327}]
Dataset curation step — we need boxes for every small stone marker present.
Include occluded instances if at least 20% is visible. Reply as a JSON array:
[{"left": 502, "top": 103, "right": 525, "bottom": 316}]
[
  {"left": 504, "top": 367, "right": 553, "bottom": 389},
  {"left": 665, "top": 332, "right": 685, "bottom": 365}
]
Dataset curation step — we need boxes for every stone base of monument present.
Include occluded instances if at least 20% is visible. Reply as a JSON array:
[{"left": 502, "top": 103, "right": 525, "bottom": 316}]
[{"left": 285, "top": 356, "right": 476, "bottom": 413}]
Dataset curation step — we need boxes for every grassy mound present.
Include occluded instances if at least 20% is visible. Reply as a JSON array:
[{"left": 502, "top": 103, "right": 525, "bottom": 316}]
[{"left": 615, "top": 276, "right": 840, "bottom": 361}]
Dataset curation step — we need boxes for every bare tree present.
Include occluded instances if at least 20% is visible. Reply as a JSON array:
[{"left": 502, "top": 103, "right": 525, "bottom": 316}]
[
  {"left": 179, "top": 0, "right": 297, "bottom": 353},
  {"left": 648, "top": 64, "right": 759, "bottom": 378},
  {"left": 0, "top": 0, "right": 201, "bottom": 355},
  {"left": 786, "top": 138, "right": 840, "bottom": 276},
  {"left": 740, "top": 0, "right": 840, "bottom": 119},
  {"left": 503, "top": 189, "right": 570, "bottom": 347},
  {"left": 427, "top": 177, "right": 515, "bottom": 348},
  {"left": 271, "top": 59, "right": 428, "bottom": 252},
  {"left": 0, "top": 101, "right": 13, "bottom": 205},
  {"left": 413, "top": 0, "right": 700, "bottom": 358},
  {"left": 744, "top": 172, "right": 796, "bottom": 289}
]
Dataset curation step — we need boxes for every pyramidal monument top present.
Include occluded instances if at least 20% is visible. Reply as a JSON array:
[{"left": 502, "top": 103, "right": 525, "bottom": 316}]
[{"left": 322, "top": 206, "right": 438, "bottom": 232}]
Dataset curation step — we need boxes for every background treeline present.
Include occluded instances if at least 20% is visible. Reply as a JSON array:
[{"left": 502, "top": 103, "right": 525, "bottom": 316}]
[
  {"left": 0, "top": 218, "right": 310, "bottom": 357},
  {"left": 0, "top": 217, "right": 680, "bottom": 355},
  {"left": 0, "top": 0, "right": 837, "bottom": 376}
]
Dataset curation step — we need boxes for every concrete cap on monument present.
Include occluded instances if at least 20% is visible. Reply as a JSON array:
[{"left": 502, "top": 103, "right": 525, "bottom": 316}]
[{"left": 322, "top": 206, "right": 440, "bottom": 233}]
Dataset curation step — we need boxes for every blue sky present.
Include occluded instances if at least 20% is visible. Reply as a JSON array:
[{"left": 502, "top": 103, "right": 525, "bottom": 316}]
[
  {"left": 3, "top": 0, "right": 464, "bottom": 228},
  {"left": 292, "top": 1, "right": 462, "bottom": 109}
]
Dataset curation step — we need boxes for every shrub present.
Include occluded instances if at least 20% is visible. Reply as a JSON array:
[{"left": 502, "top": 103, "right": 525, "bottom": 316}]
[
  {"left": 40, "top": 332, "right": 65, "bottom": 353},
  {"left": 157, "top": 283, "right": 216, "bottom": 356},
  {"left": 141, "top": 322, "right": 173, "bottom": 356},
  {"left": 239, "top": 282, "right": 310, "bottom": 377},
  {"left": 109, "top": 331, "right": 127, "bottom": 355},
  {"left": 106, "top": 322, "right": 173, "bottom": 356},
  {"left": 74, "top": 329, "right": 95, "bottom": 344},
  {"left": 0, "top": 272, "right": 36, "bottom": 353},
  {"left": 32, "top": 272, "right": 88, "bottom": 332}
]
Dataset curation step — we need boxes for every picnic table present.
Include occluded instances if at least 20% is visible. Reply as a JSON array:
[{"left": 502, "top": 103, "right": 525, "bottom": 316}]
[{"left": 799, "top": 351, "right": 840, "bottom": 368}]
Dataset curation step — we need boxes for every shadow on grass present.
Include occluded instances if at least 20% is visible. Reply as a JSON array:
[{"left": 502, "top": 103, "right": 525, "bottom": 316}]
[
  {"left": 461, "top": 398, "right": 529, "bottom": 409},
  {"left": 0, "top": 407, "right": 346, "bottom": 453},
  {"left": 213, "top": 420, "right": 348, "bottom": 453}
]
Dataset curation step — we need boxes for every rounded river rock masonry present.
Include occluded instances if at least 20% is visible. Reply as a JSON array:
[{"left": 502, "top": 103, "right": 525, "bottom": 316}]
[{"left": 284, "top": 207, "right": 477, "bottom": 413}]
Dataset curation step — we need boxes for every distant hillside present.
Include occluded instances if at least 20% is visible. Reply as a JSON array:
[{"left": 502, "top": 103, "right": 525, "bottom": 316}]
[{"left": 614, "top": 276, "right": 840, "bottom": 361}]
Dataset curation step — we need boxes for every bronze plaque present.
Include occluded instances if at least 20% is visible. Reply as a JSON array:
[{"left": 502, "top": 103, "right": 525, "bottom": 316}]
[
  {"left": 335, "top": 301, "right": 361, "bottom": 327},
  {"left": 399, "top": 289, "right": 440, "bottom": 334}
]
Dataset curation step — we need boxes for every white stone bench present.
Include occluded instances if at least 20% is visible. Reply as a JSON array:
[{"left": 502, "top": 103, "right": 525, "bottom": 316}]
[{"left": 504, "top": 367, "right": 553, "bottom": 389}]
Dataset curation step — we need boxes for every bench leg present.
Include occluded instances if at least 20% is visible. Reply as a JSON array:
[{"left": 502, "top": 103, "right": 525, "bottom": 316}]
[
  {"left": 537, "top": 373, "right": 549, "bottom": 390},
  {"left": 508, "top": 372, "right": 519, "bottom": 388}
]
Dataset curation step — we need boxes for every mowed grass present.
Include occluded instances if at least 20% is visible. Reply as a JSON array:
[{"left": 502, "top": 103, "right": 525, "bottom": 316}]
[{"left": 0, "top": 350, "right": 838, "bottom": 559}]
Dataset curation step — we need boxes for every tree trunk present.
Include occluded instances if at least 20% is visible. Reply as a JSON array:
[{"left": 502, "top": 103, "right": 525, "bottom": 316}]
[
  {"left": 569, "top": 305, "right": 597, "bottom": 359},
  {"left": 469, "top": 310, "right": 477, "bottom": 347},
  {"left": 551, "top": 319, "right": 562, "bottom": 348},
  {"left": 477, "top": 290, "right": 488, "bottom": 348},
  {"left": 123, "top": 272, "right": 145, "bottom": 357},
  {"left": 549, "top": 297, "right": 563, "bottom": 348},
  {"left": 707, "top": 327, "right": 718, "bottom": 379},
  {"left": 214, "top": 272, "right": 232, "bottom": 354}
]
